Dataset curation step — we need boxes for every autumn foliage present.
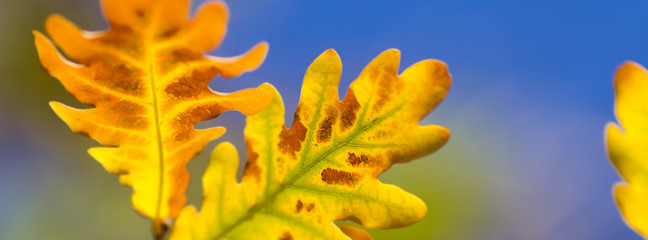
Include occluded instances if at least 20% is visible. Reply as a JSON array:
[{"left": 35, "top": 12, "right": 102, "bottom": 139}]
[
  {"left": 33, "top": 0, "right": 451, "bottom": 239},
  {"left": 170, "top": 49, "right": 450, "bottom": 239}
]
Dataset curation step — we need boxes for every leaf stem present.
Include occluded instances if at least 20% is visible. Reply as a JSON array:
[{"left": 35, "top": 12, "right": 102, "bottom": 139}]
[{"left": 152, "top": 220, "right": 168, "bottom": 240}]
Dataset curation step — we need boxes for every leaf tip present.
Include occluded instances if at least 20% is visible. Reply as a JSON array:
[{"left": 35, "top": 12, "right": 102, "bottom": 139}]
[
  {"left": 215, "top": 41, "right": 270, "bottom": 78},
  {"left": 199, "top": 126, "right": 227, "bottom": 141},
  {"left": 378, "top": 48, "right": 402, "bottom": 63},
  {"left": 404, "top": 59, "right": 451, "bottom": 88},
  {"left": 613, "top": 183, "right": 648, "bottom": 238},
  {"left": 615, "top": 61, "right": 648, "bottom": 89},
  {"left": 358, "top": 49, "right": 401, "bottom": 80},
  {"left": 32, "top": 30, "right": 51, "bottom": 50},
  {"left": 319, "top": 48, "right": 341, "bottom": 61},
  {"left": 438, "top": 126, "right": 451, "bottom": 143},
  {"left": 48, "top": 101, "right": 65, "bottom": 112},
  {"left": 322, "top": 48, "right": 338, "bottom": 55},
  {"left": 304, "top": 49, "right": 342, "bottom": 86},
  {"left": 210, "top": 141, "right": 238, "bottom": 160},
  {"left": 33, "top": 31, "right": 73, "bottom": 76},
  {"left": 44, "top": 13, "right": 67, "bottom": 31},
  {"left": 48, "top": 101, "right": 87, "bottom": 137},
  {"left": 618, "top": 60, "right": 643, "bottom": 71},
  {"left": 428, "top": 59, "right": 451, "bottom": 85},
  {"left": 199, "top": 0, "right": 230, "bottom": 18},
  {"left": 32, "top": 30, "right": 51, "bottom": 67},
  {"left": 604, "top": 122, "right": 621, "bottom": 136},
  {"left": 258, "top": 82, "right": 276, "bottom": 92},
  {"left": 382, "top": 48, "right": 401, "bottom": 57},
  {"left": 257, "top": 82, "right": 281, "bottom": 104},
  {"left": 249, "top": 41, "right": 270, "bottom": 70},
  {"left": 414, "top": 196, "right": 428, "bottom": 222},
  {"left": 31, "top": 30, "right": 43, "bottom": 38},
  {"left": 321, "top": 49, "right": 342, "bottom": 67}
]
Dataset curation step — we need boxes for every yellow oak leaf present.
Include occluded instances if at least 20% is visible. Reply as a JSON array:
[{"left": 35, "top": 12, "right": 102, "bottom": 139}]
[
  {"left": 607, "top": 62, "right": 648, "bottom": 237},
  {"left": 33, "top": 0, "right": 270, "bottom": 234},
  {"left": 169, "top": 49, "right": 451, "bottom": 239}
]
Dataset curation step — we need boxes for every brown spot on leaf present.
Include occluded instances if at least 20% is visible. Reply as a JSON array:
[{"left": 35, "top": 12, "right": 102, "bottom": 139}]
[
  {"left": 243, "top": 138, "right": 261, "bottom": 183},
  {"left": 347, "top": 153, "right": 371, "bottom": 167},
  {"left": 174, "top": 130, "right": 193, "bottom": 142},
  {"left": 321, "top": 168, "right": 360, "bottom": 186},
  {"left": 339, "top": 89, "right": 360, "bottom": 131},
  {"left": 165, "top": 67, "right": 218, "bottom": 99},
  {"left": 135, "top": 9, "right": 145, "bottom": 18},
  {"left": 160, "top": 27, "right": 180, "bottom": 39},
  {"left": 99, "top": 25, "right": 135, "bottom": 44},
  {"left": 296, "top": 200, "right": 303, "bottom": 213},
  {"left": 306, "top": 203, "right": 315, "bottom": 212},
  {"left": 159, "top": 48, "right": 206, "bottom": 72},
  {"left": 92, "top": 62, "right": 142, "bottom": 95},
  {"left": 296, "top": 200, "right": 315, "bottom": 213},
  {"left": 316, "top": 107, "right": 337, "bottom": 143},
  {"left": 173, "top": 105, "right": 225, "bottom": 141},
  {"left": 317, "top": 117, "right": 334, "bottom": 143},
  {"left": 175, "top": 104, "right": 224, "bottom": 125},
  {"left": 279, "top": 231, "right": 293, "bottom": 240},
  {"left": 278, "top": 113, "right": 307, "bottom": 156},
  {"left": 171, "top": 48, "right": 203, "bottom": 62}
]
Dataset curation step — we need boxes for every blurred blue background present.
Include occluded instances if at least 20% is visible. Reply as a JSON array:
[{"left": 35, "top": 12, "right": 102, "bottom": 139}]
[{"left": 2, "top": 0, "right": 647, "bottom": 239}]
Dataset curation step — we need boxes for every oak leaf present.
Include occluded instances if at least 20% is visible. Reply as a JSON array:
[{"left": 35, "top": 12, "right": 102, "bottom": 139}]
[
  {"left": 33, "top": 0, "right": 270, "bottom": 234},
  {"left": 169, "top": 49, "right": 451, "bottom": 239},
  {"left": 607, "top": 62, "right": 648, "bottom": 237}
]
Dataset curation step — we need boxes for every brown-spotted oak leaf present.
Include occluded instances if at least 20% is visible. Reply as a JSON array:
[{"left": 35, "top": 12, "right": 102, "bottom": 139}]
[
  {"left": 33, "top": 0, "right": 270, "bottom": 234},
  {"left": 169, "top": 49, "right": 451, "bottom": 239}
]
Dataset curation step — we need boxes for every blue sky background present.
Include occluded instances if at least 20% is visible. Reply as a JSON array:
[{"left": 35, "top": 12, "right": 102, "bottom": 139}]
[{"left": 2, "top": 0, "right": 648, "bottom": 239}]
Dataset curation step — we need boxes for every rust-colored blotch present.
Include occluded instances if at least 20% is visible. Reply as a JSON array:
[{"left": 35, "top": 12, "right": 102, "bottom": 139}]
[
  {"left": 243, "top": 139, "right": 262, "bottom": 183},
  {"left": 321, "top": 168, "right": 360, "bottom": 186},
  {"left": 279, "top": 231, "right": 293, "bottom": 240},
  {"left": 339, "top": 89, "right": 360, "bottom": 131},
  {"left": 347, "top": 153, "right": 371, "bottom": 167},
  {"left": 165, "top": 67, "right": 219, "bottom": 99},
  {"left": 278, "top": 113, "right": 308, "bottom": 156},
  {"left": 316, "top": 108, "right": 336, "bottom": 143}
]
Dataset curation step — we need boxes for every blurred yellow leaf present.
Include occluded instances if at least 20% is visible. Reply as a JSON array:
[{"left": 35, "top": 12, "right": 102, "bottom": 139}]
[
  {"left": 607, "top": 62, "right": 648, "bottom": 237},
  {"left": 33, "top": 0, "right": 270, "bottom": 234},
  {"left": 170, "top": 49, "right": 451, "bottom": 239}
]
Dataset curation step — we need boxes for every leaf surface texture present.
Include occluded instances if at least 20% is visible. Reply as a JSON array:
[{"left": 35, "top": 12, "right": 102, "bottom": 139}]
[{"left": 170, "top": 49, "right": 451, "bottom": 239}]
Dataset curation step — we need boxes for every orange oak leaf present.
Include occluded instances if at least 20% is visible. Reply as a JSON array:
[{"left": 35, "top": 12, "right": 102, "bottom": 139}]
[{"left": 33, "top": 0, "right": 270, "bottom": 235}]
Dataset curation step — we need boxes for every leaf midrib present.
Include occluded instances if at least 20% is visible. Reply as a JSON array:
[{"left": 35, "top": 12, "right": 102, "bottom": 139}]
[{"left": 142, "top": 10, "right": 166, "bottom": 227}]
